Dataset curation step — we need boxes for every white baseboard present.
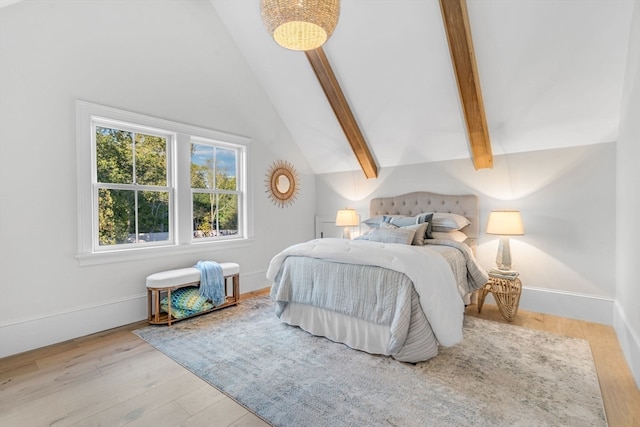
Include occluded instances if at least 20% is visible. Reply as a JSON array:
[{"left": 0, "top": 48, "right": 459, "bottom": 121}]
[
  {"left": 613, "top": 301, "right": 640, "bottom": 389},
  {"left": 1, "top": 278, "right": 620, "bottom": 359},
  {"left": 0, "top": 294, "right": 147, "bottom": 358},
  {"left": 0, "top": 271, "right": 272, "bottom": 358},
  {"left": 239, "top": 269, "right": 271, "bottom": 294},
  {"left": 481, "top": 286, "right": 614, "bottom": 325}
]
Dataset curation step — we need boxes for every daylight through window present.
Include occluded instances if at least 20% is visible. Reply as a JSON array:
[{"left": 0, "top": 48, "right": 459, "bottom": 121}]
[
  {"left": 96, "top": 125, "right": 171, "bottom": 247},
  {"left": 191, "top": 142, "right": 240, "bottom": 240},
  {"left": 76, "top": 101, "right": 249, "bottom": 260}
]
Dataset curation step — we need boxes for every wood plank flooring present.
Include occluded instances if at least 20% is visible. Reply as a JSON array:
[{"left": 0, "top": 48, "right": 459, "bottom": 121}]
[{"left": 1, "top": 291, "right": 638, "bottom": 426}]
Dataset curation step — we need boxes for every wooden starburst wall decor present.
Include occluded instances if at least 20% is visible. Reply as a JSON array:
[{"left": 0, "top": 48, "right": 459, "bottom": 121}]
[{"left": 265, "top": 160, "right": 300, "bottom": 208}]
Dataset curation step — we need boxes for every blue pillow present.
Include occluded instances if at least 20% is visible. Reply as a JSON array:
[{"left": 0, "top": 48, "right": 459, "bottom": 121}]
[
  {"left": 362, "top": 216, "right": 385, "bottom": 228},
  {"left": 416, "top": 213, "right": 434, "bottom": 239}
]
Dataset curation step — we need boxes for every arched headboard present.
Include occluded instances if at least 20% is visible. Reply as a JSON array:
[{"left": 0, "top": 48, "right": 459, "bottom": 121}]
[{"left": 369, "top": 191, "right": 480, "bottom": 247}]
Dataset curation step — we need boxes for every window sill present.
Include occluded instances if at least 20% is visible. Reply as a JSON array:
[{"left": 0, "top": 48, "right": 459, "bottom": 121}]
[{"left": 76, "top": 238, "right": 255, "bottom": 267}]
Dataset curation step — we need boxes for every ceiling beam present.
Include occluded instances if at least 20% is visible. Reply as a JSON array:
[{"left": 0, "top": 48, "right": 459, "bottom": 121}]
[
  {"left": 439, "top": 0, "right": 493, "bottom": 170},
  {"left": 305, "top": 47, "right": 378, "bottom": 179}
]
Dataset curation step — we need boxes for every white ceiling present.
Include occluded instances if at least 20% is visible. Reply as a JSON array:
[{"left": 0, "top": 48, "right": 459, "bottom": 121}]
[{"left": 212, "top": 0, "right": 635, "bottom": 176}]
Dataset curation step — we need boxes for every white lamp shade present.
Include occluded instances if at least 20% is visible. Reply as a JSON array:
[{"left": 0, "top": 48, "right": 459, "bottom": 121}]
[
  {"left": 335, "top": 208, "right": 359, "bottom": 227},
  {"left": 486, "top": 210, "right": 525, "bottom": 236}
]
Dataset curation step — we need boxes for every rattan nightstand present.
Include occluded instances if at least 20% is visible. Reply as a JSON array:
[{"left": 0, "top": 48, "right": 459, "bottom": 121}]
[{"left": 477, "top": 273, "right": 522, "bottom": 321}]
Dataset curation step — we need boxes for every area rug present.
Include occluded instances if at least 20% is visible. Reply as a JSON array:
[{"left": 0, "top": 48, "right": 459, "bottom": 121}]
[{"left": 134, "top": 296, "right": 607, "bottom": 427}]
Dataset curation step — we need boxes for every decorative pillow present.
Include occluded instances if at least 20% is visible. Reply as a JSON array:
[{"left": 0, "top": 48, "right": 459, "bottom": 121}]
[
  {"left": 362, "top": 216, "right": 385, "bottom": 228},
  {"left": 379, "top": 222, "right": 398, "bottom": 229},
  {"left": 160, "top": 286, "right": 210, "bottom": 311},
  {"left": 405, "top": 222, "right": 428, "bottom": 245},
  {"left": 161, "top": 301, "right": 214, "bottom": 319},
  {"left": 415, "top": 212, "right": 434, "bottom": 239},
  {"left": 381, "top": 222, "right": 428, "bottom": 245},
  {"left": 431, "top": 213, "right": 471, "bottom": 232},
  {"left": 356, "top": 227, "right": 416, "bottom": 245},
  {"left": 384, "top": 213, "right": 434, "bottom": 239},
  {"left": 383, "top": 215, "right": 416, "bottom": 227},
  {"left": 431, "top": 230, "right": 468, "bottom": 243}
]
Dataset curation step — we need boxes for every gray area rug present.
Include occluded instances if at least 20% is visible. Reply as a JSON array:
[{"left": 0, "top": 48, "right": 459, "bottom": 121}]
[{"left": 135, "top": 296, "right": 606, "bottom": 427}]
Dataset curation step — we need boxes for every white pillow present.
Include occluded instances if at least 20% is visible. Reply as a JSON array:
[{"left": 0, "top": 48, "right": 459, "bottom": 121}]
[
  {"left": 431, "top": 213, "right": 471, "bottom": 232},
  {"left": 431, "top": 230, "right": 468, "bottom": 243}
]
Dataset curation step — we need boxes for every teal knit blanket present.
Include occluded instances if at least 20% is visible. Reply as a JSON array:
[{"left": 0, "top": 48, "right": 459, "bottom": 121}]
[{"left": 194, "top": 260, "right": 225, "bottom": 306}]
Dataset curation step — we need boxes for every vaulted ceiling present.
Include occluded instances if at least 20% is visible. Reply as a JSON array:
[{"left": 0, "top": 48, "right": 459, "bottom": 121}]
[{"left": 212, "top": 0, "right": 634, "bottom": 177}]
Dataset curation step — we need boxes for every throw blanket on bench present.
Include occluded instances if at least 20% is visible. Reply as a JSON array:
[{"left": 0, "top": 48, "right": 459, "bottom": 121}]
[{"left": 195, "top": 261, "right": 225, "bottom": 306}]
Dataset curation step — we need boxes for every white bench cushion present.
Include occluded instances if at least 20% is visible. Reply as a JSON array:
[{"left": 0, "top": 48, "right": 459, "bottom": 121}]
[
  {"left": 218, "top": 262, "right": 240, "bottom": 276},
  {"left": 146, "top": 262, "right": 239, "bottom": 289}
]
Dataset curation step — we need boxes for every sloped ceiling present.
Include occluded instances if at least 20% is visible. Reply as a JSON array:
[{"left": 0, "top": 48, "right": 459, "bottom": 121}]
[{"left": 212, "top": 0, "right": 634, "bottom": 176}]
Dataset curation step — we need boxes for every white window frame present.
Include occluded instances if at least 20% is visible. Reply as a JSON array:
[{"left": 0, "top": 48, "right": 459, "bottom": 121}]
[
  {"left": 92, "top": 118, "right": 175, "bottom": 251},
  {"left": 76, "top": 101, "right": 252, "bottom": 266},
  {"left": 190, "top": 137, "right": 243, "bottom": 242}
]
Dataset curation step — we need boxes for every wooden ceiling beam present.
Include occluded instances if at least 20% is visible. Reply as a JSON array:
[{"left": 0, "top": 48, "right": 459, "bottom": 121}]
[
  {"left": 305, "top": 47, "right": 378, "bottom": 179},
  {"left": 439, "top": 0, "right": 493, "bottom": 170}
]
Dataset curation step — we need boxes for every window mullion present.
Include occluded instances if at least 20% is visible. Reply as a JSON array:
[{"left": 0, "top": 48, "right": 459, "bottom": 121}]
[
  {"left": 132, "top": 131, "right": 137, "bottom": 185},
  {"left": 215, "top": 193, "right": 220, "bottom": 236},
  {"left": 176, "top": 133, "right": 192, "bottom": 245},
  {"left": 134, "top": 189, "right": 139, "bottom": 243}
]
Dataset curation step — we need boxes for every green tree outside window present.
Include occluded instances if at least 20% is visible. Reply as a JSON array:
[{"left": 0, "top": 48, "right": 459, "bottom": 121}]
[{"left": 96, "top": 126, "right": 169, "bottom": 246}]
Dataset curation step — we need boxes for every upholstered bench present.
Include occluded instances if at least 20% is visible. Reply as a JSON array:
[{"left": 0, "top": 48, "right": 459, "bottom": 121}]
[{"left": 146, "top": 262, "right": 240, "bottom": 325}]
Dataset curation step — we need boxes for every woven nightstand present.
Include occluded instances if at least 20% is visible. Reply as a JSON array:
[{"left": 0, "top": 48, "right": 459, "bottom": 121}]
[{"left": 477, "top": 273, "right": 522, "bottom": 322}]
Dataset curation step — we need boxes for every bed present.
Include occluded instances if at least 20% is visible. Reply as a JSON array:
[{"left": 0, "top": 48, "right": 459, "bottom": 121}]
[{"left": 266, "top": 191, "right": 489, "bottom": 363}]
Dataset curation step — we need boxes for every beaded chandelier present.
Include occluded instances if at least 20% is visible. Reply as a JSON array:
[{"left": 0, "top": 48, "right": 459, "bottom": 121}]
[{"left": 260, "top": 0, "right": 340, "bottom": 51}]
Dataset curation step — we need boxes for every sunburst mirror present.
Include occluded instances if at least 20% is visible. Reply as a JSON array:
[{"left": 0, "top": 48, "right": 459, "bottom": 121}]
[{"left": 265, "top": 160, "right": 300, "bottom": 208}]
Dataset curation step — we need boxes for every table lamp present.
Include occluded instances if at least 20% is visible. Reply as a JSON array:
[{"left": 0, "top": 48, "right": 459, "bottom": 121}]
[
  {"left": 486, "top": 210, "right": 525, "bottom": 271},
  {"left": 335, "top": 208, "right": 359, "bottom": 239}
]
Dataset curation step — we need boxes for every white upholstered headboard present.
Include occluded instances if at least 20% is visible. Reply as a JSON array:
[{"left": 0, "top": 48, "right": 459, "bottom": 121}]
[{"left": 369, "top": 191, "right": 480, "bottom": 245}]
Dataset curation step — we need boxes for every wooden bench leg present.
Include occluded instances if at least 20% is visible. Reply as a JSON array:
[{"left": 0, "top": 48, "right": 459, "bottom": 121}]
[
  {"left": 147, "top": 288, "right": 152, "bottom": 322},
  {"left": 166, "top": 289, "right": 173, "bottom": 326},
  {"left": 232, "top": 273, "right": 239, "bottom": 303},
  {"left": 154, "top": 290, "right": 159, "bottom": 323}
]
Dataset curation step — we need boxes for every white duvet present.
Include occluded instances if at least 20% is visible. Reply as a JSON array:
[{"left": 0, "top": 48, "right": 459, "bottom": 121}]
[{"left": 266, "top": 238, "right": 466, "bottom": 347}]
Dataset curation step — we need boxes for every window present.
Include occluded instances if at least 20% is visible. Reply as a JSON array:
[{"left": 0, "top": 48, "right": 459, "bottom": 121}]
[
  {"left": 76, "top": 101, "right": 250, "bottom": 263},
  {"left": 191, "top": 141, "right": 240, "bottom": 240},
  {"left": 95, "top": 124, "right": 172, "bottom": 248}
]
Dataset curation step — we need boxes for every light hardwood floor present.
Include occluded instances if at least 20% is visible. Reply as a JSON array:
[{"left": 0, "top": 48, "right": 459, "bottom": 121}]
[{"left": 1, "top": 292, "right": 638, "bottom": 427}]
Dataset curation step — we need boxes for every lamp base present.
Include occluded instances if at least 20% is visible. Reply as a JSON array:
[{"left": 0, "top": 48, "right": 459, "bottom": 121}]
[
  {"left": 342, "top": 227, "right": 351, "bottom": 239},
  {"left": 495, "top": 236, "right": 512, "bottom": 271}
]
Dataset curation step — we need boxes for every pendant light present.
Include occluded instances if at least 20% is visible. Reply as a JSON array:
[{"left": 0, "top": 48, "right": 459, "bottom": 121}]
[{"left": 260, "top": 0, "right": 340, "bottom": 51}]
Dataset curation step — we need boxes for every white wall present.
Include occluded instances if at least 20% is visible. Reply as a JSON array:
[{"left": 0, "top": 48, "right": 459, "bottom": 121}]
[
  {"left": 615, "top": 0, "right": 640, "bottom": 389},
  {"left": 0, "top": 0, "right": 316, "bottom": 357},
  {"left": 316, "top": 142, "right": 616, "bottom": 325}
]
